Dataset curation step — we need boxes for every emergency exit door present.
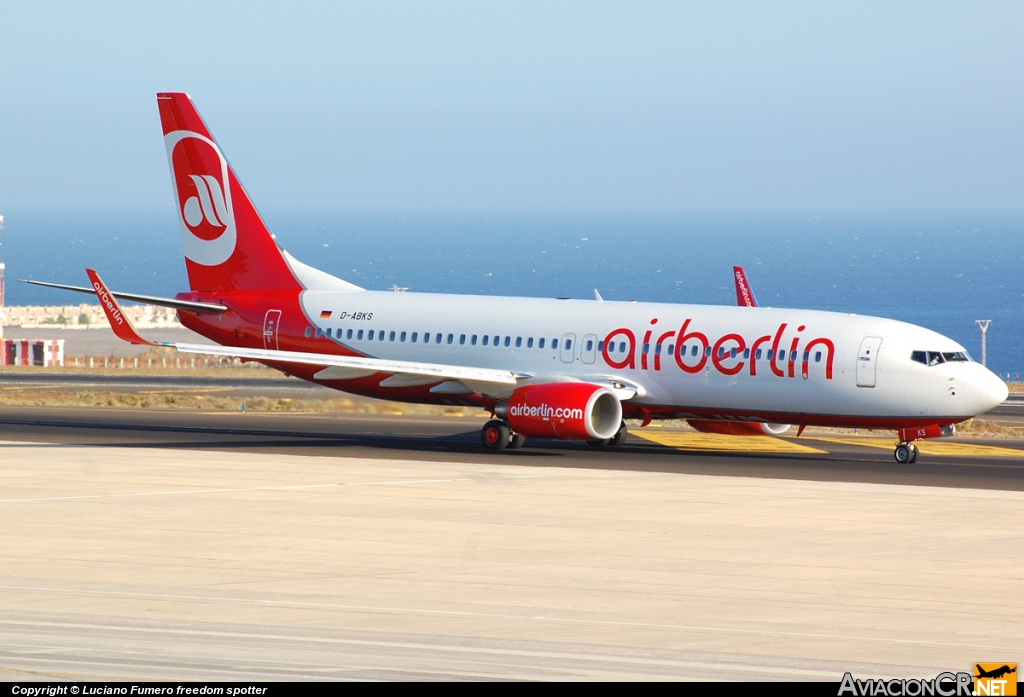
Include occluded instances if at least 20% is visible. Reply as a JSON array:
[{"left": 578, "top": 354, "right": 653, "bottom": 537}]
[{"left": 856, "top": 336, "right": 882, "bottom": 387}]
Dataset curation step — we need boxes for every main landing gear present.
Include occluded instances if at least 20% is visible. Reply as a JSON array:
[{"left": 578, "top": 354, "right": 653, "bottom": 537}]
[
  {"left": 894, "top": 442, "right": 919, "bottom": 463},
  {"left": 481, "top": 419, "right": 525, "bottom": 450},
  {"left": 480, "top": 419, "right": 629, "bottom": 450},
  {"left": 586, "top": 420, "right": 628, "bottom": 448}
]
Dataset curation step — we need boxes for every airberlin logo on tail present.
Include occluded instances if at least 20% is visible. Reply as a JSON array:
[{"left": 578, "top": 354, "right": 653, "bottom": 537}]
[
  {"left": 165, "top": 130, "right": 237, "bottom": 267},
  {"left": 183, "top": 174, "right": 229, "bottom": 230}
]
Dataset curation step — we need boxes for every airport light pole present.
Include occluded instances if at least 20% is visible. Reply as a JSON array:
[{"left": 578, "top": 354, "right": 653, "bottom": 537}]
[{"left": 975, "top": 320, "right": 991, "bottom": 367}]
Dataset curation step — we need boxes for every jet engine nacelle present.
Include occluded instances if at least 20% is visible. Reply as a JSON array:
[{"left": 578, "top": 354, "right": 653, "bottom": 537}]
[
  {"left": 497, "top": 382, "right": 622, "bottom": 440},
  {"left": 687, "top": 419, "right": 791, "bottom": 436}
]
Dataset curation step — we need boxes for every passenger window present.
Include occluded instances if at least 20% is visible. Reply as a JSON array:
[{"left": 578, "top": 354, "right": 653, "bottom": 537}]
[
  {"left": 586, "top": 339, "right": 594, "bottom": 351},
  {"left": 802, "top": 351, "right": 809, "bottom": 361},
  {"left": 389, "top": 331, "right": 395, "bottom": 341},
  {"left": 643, "top": 343, "right": 650, "bottom": 354},
  {"left": 539, "top": 338, "right": 545, "bottom": 349},
  {"left": 516, "top": 337, "right": 522, "bottom": 348},
  {"left": 668, "top": 344, "right": 674, "bottom": 356},
  {"left": 755, "top": 349, "right": 762, "bottom": 359},
  {"left": 815, "top": 351, "right": 822, "bottom": 362},
  {"left": 552, "top": 339, "right": 559, "bottom": 349},
  {"left": 483, "top": 335, "right": 489, "bottom": 346},
  {"left": 357, "top": 329, "right": 364, "bottom": 340},
  {"left": 325, "top": 328, "right": 332, "bottom": 338},
  {"left": 369, "top": 330, "right": 375, "bottom": 341},
  {"left": 654, "top": 344, "right": 661, "bottom": 355},
  {"left": 597, "top": 340, "right": 603, "bottom": 351},
  {"left": 704, "top": 346, "right": 711, "bottom": 357},
  {"left": 316, "top": 328, "right": 322, "bottom": 338},
  {"left": 400, "top": 331, "right": 407, "bottom": 342},
  {"left": 565, "top": 339, "right": 572, "bottom": 350},
  {"left": 471, "top": 334, "right": 478, "bottom": 345},
  {"left": 346, "top": 329, "right": 353, "bottom": 340},
  {"left": 743, "top": 348, "right": 750, "bottom": 359},
  {"left": 691, "top": 345, "right": 698, "bottom": 357},
  {"left": 305, "top": 327, "right": 312, "bottom": 338},
  {"left": 731, "top": 348, "right": 737, "bottom": 358},
  {"left": 447, "top": 334, "right": 453, "bottom": 344},
  {"left": 767, "top": 349, "right": 774, "bottom": 360},
  {"left": 493, "top": 335, "right": 499, "bottom": 346},
  {"left": 459, "top": 334, "right": 466, "bottom": 345},
  {"left": 528, "top": 337, "right": 534, "bottom": 348},
  {"left": 620, "top": 342, "right": 626, "bottom": 353},
  {"left": 411, "top": 332, "right": 418, "bottom": 342},
  {"left": 504, "top": 336, "right": 510, "bottom": 347}
]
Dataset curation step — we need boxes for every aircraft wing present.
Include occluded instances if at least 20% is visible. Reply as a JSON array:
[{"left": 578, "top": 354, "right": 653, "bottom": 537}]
[
  {"left": 732, "top": 266, "right": 758, "bottom": 307},
  {"left": 85, "top": 268, "right": 521, "bottom": 389}
]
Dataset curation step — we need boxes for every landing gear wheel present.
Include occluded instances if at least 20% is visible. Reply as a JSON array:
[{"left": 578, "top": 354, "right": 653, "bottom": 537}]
[
  {"left": 894, "top": 443, "right": 912, "bottom": 463},
  {"left": 586, "top": 439, "right": 610, "bottom": 448},
  {"left": 908, "top": 443, "right": 918, "bottom": 463},
  {"left": 608, "top": 421, "right": 628, "bottom": 447},
  {"left": 482, "top": 420, "right": 511, "bottom": 450},
  {"left": 508, "top": 433, "right": 526, "bottom": 449}
]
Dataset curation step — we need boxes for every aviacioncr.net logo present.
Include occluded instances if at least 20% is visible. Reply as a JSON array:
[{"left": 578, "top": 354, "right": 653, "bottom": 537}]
[{"left": 164, "top": 130, "right": 237, "bottom": 267}]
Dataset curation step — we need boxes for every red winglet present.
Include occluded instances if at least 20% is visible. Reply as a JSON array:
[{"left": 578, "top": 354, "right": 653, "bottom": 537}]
[
  {"left": 86, "top": 269, "right": 158, "bottom": 346},
  {"left": 733, "top": 266, "right": 758, "bottom": 308}
]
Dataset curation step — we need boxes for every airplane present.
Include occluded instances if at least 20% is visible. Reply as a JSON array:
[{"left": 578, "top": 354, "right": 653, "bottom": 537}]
[
  {"left": 975, "top": 665, "right": 1016, "bottom": 680},
  {"left": 25, "top": 92, "right": 1008, "bottom": 462}
]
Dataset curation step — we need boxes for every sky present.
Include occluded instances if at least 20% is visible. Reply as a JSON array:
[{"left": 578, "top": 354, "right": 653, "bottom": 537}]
[{"left": 1, "top": 1, "right": 1023, "bottom": 209}]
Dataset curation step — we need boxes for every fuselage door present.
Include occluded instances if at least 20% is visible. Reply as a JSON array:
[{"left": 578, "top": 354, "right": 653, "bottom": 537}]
[
  {"left": 263, "top": 309, "right": 282, "bottom": 351},
  {"left": 581, "top": 334, "right": 598, "bottom": 364},
  {"left": 560, "top": 333, "right": 576, "bottom": 363},
  {"left": 856, "top": 336, "right": 882, "bottom": 388}
]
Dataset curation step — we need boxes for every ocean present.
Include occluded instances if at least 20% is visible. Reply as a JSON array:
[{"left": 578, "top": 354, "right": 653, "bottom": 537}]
[{"left": 2, "top": 206, "right": 1022, "bottom": 377}]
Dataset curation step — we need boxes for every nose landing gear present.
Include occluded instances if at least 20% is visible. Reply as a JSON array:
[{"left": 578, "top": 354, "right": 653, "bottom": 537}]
[{"left": 894, "top": 442, "right": 919, "bottom": 463}]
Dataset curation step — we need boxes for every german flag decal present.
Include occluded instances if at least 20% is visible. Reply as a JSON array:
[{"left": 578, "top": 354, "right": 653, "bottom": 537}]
[{"left": 319, "top": 310, "right": 331, "bottom": 319}]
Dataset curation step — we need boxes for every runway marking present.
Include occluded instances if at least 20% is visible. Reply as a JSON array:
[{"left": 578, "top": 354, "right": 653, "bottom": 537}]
[
  {"left": 634, "top": 430, "right": 827, "bottom": 454},
  {"left": 806, "top": 437, "right": 1024, "bottom": 458},
  {"left": 0, "top": 590, "right": 1018, "bottom": 654},
  {"left": 0, "top": 474, "right": 552, "bottom": 504}
]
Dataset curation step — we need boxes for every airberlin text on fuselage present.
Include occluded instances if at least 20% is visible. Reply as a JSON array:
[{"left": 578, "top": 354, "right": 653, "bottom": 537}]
[{"left": 602, "top": 319, "right": 835, "bottom": 380}]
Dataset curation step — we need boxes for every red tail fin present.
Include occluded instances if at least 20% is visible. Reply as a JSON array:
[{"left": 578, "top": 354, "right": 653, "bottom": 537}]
[
  {"left": 733, "top": 266, "right": 758, "bottom": 307},
  {"left": 157, "top": 93, "right": 301, "bottom": 294}
]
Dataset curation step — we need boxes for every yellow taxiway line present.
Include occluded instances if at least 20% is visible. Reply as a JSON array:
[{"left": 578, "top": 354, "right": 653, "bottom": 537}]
[
  {"left": 634, "top": 431, "right": 827, "bottom": 454},
  {"left": 804, "top": 436, "right": 1024, "bottom": 458}
]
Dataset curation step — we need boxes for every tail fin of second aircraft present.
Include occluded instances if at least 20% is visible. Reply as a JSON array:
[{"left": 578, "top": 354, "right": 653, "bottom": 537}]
[{"left": 158, "top": 92, "right": 324, "bottom": 294}]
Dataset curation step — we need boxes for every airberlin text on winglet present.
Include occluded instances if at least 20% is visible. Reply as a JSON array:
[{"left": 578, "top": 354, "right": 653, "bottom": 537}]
[
  {"left": 91, "top": 280, "right": 124, "bottom": 326},
  {"left": 602, "top": 319, "right": 835, "bottom": 379}
]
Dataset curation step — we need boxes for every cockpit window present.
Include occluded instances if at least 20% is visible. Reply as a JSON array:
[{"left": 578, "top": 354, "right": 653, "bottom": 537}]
[{"left": 914, "top": 350, "right": 971, "bottom": 366}]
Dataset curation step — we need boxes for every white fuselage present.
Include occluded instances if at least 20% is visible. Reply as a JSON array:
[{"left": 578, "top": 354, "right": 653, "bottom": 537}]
[{"left": 296, "top": 290, "right": 1008, "bottom": 424}]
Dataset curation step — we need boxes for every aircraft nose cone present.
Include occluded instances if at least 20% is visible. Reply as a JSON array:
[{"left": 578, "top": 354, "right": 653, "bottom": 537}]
[{"left": 971, "top": 366, "right": 1008, "bottom": 415}]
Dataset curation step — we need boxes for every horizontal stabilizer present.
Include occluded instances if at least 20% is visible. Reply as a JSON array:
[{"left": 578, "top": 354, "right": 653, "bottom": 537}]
[{"left": 20, "top": 279, "right": 228, "bottom": 313}]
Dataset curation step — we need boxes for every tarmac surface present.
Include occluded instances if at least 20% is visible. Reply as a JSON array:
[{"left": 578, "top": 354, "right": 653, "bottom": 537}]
[
  {"left": 0, "top": 421, "right": 1021, "bottom": 681},
  {"left": 1, "top": 402, "right": 1022, "bottom": 680}
]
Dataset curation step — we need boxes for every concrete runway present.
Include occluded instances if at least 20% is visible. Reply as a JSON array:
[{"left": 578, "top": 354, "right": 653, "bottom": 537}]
[{"left": 1, "top": 406, "right": 1022, "bottom": 680}]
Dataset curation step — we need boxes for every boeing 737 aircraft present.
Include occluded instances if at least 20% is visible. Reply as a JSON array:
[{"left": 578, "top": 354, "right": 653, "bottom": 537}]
[{"left": 28, "top": 93, "right": 1009, "bottom": 462}]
